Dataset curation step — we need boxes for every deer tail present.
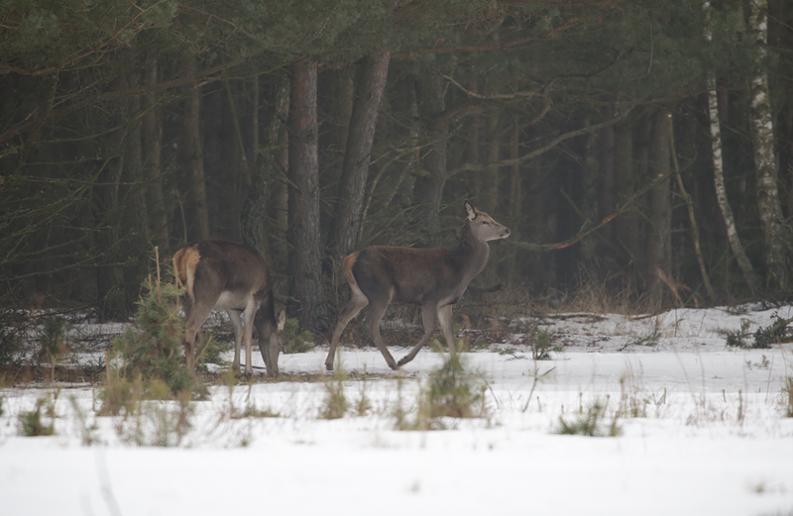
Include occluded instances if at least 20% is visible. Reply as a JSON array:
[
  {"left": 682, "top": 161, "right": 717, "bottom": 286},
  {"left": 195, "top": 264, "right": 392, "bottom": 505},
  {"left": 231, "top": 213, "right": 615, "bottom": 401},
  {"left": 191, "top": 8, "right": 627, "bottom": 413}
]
[{"left": 173, "top": 245, "right": 200, "bottom": 303}]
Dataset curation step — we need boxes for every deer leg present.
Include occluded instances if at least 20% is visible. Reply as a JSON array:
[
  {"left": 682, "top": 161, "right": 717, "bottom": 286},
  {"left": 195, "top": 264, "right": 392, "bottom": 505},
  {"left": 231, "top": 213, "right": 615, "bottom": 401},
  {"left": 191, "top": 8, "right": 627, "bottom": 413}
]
[
  {"left": 227, "top": 310, "right": 244, "bottom": 373},
  {"left": 241, "top": 300, "right": 258, "bottom": 375},
  {"left": 367, "top": 297, "right": 398, "bottom": 370},
  {"left": 437, "top": 304, "right": 457, "bottom": 354},
  {"left": 325, "top": 291, "right": 369, "bottom": 371},
  {"left": 397, "top": 302, "right": 437, "bottom": 367}
]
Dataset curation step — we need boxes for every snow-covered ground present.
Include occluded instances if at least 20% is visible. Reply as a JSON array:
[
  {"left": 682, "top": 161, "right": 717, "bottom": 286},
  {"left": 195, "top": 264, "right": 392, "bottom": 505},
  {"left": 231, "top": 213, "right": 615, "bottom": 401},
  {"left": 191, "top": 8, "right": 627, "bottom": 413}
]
[{"left": 1, "top": 305, "right": 793, "bottom": 516}]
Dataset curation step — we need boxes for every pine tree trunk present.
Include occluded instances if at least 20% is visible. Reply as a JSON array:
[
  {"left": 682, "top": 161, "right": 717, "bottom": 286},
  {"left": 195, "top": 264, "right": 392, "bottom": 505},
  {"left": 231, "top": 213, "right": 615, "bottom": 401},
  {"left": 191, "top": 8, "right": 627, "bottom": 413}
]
[
  {"left": 509, "top": 119, "right": 523, "bottom": 282},
  {"left": 288, "top": 59, "right": 328, "bottom": 331},
  {"left": 481, "top": 112, "right": 501, "bottom": 214},
  {"left": 647, "top": 111, "right": 673, "bottom": 307},
  {"left": 332, "top": 50, "right": 391, "bottom": 256},
  {"left": 268, "top": 79, "right": 290, "bottom": 270},
  {"left": 413, "top": 69, "right": 448, "bottom": 236},
  {"left": 183, "top": 56, "right": 210, "bottom": 241},
  {"left": 748, "top": 0, "right": 787, "bottom": 290},
  {"left": 614, "top": 120, "right": 638, "bottom": 274},
  {"left": 142, "top": 53, "right": 169, "bottom": 250}
]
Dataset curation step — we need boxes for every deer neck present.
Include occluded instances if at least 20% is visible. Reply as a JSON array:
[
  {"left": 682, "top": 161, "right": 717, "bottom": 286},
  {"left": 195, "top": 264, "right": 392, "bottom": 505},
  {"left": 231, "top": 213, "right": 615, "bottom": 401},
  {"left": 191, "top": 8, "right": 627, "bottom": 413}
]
[{"left": 453, "top": 223, "right": 490, "bottom": 285}]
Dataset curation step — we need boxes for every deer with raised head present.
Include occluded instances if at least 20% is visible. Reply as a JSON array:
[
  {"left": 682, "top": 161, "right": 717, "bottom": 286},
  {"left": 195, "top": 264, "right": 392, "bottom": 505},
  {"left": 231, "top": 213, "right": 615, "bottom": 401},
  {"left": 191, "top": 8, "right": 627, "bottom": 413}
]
[
  {"left": 325, "top": 201, "right": 510, "bottom": 371},
  {"left": 172, "top": 240, "right": 286, "bottom": 376}
]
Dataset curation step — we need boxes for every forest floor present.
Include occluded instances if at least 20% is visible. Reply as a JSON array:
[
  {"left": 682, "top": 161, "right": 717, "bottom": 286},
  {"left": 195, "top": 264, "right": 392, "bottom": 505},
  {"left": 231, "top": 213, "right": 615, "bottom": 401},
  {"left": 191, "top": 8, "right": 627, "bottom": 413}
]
[{"left": 1, "top": 304, "right": 793, "bottom": 516}]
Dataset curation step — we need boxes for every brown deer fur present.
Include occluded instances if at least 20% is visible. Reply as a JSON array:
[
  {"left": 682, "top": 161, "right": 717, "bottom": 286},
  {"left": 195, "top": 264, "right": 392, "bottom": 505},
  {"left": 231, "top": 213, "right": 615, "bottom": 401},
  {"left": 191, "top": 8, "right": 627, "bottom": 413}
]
[
  {"left": 172, "top": 240, "right": 285, "bottom": 376},
  {"left": 326, "top": 201, "right": 510, "bottom": 370}
]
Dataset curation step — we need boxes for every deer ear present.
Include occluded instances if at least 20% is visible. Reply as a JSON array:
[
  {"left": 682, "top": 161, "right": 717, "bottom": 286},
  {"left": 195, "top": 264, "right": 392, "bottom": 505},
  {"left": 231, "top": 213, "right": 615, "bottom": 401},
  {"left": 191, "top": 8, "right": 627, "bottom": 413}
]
[
  {"left": 464, "top": 200, "right": 477, "bottom": 220},
  {"left": 276, "top": 309, "right": 286, "bottom": 332}
]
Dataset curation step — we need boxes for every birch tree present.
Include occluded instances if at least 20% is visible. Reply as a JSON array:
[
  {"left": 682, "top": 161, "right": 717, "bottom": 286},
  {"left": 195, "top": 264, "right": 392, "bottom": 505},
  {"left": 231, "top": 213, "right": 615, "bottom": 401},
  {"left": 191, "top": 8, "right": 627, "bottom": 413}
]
[
  {"left": 703, "top": 1, "right": 760, "bottom": 294},
  {"left": 747, "top": 0, "right": 787, "bottom": 290}
]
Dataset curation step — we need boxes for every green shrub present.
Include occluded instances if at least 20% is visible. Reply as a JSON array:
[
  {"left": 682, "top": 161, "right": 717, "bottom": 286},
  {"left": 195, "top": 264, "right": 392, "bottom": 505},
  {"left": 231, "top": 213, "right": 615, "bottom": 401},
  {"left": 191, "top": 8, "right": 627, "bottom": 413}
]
[
  {"left": 556, "top": 398, "right": 621, "bottom": 437},
  {"left": 725, "top": 314, "right": 792, "bottom": 349},
  {"left": 19, "top": 394, "right": 57, "bottom": 436},
  {"left": 106, "top": 277, "right": 201, "bottom": 398},
  {"left": 753, "top": 313, "right": 792, "bottom": 348},
  {"left": 395, "top": 354, "right": 488, "bottom": 431},
  {"left": 37, "top": 316, "right": 69, "bottom": 364},
  {"left": 725, "top": 320, "right": 752, "bottom": 348},
  {"left": 425, "top": 353, "right": 486, "bottom": 419},
  {"left": 0, "top": 316, "right": 25, "bottom": 367},
  {"left": 281, "top": 317, "right": 315, "bottom": 354},
  {"left": 530, "top": 327, "right": 555, "bottom": 360}
]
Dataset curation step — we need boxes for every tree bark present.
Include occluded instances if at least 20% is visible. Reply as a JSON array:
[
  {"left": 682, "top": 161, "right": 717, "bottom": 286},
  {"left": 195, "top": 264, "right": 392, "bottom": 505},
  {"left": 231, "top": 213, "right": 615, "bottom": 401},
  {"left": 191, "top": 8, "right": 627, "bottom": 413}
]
[
  {"left": 614, "top": 119, "right": 638, "bottom": 272},
  {"left": 748, "top": 0, "right": 788, "bottom": 290},
  {"left": 269, "top": 79, "right": 290, "bottom": 270},
  {"left": 183, "top": 55, "right": 210, "bottom": 241},
  {"left": 647, "top": 111, "right": 673, "bottom": 306},
  {"left": 332, "top": 50, "right": 391, "bottom": 257},
  {"left": 413, "top": 68, "right": 448, "bottom": 236},
  {"left": 509, "top": 118, "right": 523, "bottom": 282},
  {"left": 669, "top": 118, "right": 716, "bottom": 301},
  {"left": 142, "top": 53, "right": 169, "bottom": 250},
  {"left": 288, "top": 60, "right": 328, "bottom": 331}
]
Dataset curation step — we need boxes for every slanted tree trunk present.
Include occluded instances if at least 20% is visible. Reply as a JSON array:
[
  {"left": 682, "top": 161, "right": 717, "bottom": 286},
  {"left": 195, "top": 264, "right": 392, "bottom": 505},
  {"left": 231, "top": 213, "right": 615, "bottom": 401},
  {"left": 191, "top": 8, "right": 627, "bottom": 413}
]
[
  {"left": 288, "top": 60, "right": 327, "bottom": 331},
  {"left": 183, "top": 55, "right": 210, "bottom": 241},
  {"left": 708, "top": 77, "right": 760, "bottom": 294},
  {"left": 748, "top": 0, "right": 788, "bottom": 290},
  {"left": 142, "top": 53, "right": 169, "bottom": 251},
  {"left": 332, "top": 50, "right": 391, "bottom": 257}
]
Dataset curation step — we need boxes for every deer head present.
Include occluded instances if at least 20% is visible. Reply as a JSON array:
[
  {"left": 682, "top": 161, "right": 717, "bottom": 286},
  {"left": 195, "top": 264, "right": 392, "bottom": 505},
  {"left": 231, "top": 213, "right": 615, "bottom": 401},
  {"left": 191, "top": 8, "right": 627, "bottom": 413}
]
[{"left": 465, "top": 201, "right": 511, "bottom": 242}]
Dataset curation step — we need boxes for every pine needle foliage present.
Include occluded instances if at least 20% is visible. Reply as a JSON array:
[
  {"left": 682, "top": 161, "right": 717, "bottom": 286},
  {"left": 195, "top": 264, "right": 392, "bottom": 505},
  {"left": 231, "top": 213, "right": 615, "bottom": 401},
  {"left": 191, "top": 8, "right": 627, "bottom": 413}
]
[
  {"left": 103, "top": 276, "right": 203, "bottom": 409},
  {"left": 424, "top": 353, "right": 487, "bottom": 419}
]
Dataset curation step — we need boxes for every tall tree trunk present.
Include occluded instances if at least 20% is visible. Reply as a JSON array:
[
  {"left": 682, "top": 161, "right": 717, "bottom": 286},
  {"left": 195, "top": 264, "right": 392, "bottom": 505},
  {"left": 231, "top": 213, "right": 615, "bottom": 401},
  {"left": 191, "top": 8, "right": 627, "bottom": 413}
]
[
  {"left": 481, "top": 112, "right": 501, "bottom": 214},
  {"left": 288, "top": 60, "right": 327, "bottom": 331},
  {"left": 268, "top": 80, "right": 290, "bottom": 271},
  {"left": 703, "top": 1, "right": 759, "bottom": 294},
  {"left": 509, "top": 118, "right": 523, "bottom": 282},
  {"left": 183, "top": 55, "right": 210, "bottom": 241},
  {"left": 332, "top": 50, "right": 391, "bottom": 256},
  {"left": 614, "top": 119, "right": 638, "bottom": 275},
  {"left": 320, "top": 67, "right": 354, "bottom": 192},
  {"left": 413, "top": 69, "right": 448, "bottom": 236},
  {"left": 670, "top": 118, "right": 716, "bottom": 301},
  {"left": 142, "top": 53, "right": 169, "bottom": 251},
  {"left": 707, "top": 76, "right": 760, "bottom": 294},
  {"left": 748, "top": 0, "right": 788, "bottom": 290},
  {"left": 647, "top": 111, "right": 673, "bottom": 307},
  {"left": 224, "top": 77, "right": 251, "bottom": 242}
]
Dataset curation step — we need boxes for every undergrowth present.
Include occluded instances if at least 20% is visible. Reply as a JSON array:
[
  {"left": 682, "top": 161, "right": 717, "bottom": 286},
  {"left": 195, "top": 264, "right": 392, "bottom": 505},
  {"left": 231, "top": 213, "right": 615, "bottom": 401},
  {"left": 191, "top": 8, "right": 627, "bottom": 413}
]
[
  {"left": 319, "top": 373, "right": 348, "bottom": 419},
  {"left": 18, "top": 392, "right": 58, "bottom": 437},
  {"left": 556, "top": 397, "right": 621, "bottom": 437},
  {"left": 395, "top": 353, "right": 488, "bottom": 430},
  {"left": 281, "top": 317, "right": 315, "bottom": 354},
  {"left": 101, "top": 275, "right": 204, "bottom": 418}
]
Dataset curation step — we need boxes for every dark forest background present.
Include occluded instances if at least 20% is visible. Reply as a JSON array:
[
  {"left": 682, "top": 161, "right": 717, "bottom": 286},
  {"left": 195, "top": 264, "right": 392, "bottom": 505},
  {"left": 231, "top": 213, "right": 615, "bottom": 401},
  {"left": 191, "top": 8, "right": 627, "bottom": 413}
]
[{"left": 2, "top": 0, "right": 793, "bottom": 332}]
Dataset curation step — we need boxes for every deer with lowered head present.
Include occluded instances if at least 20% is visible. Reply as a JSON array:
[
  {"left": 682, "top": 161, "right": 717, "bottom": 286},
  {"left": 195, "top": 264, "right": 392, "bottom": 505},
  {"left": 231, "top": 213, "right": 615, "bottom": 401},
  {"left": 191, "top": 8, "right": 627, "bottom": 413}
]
[
  {"left": 172, "top": 240, "right": 285, "bottom": 376},
  {"left": 326, "top": 201, "right": 510, "bottom": 371}
]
